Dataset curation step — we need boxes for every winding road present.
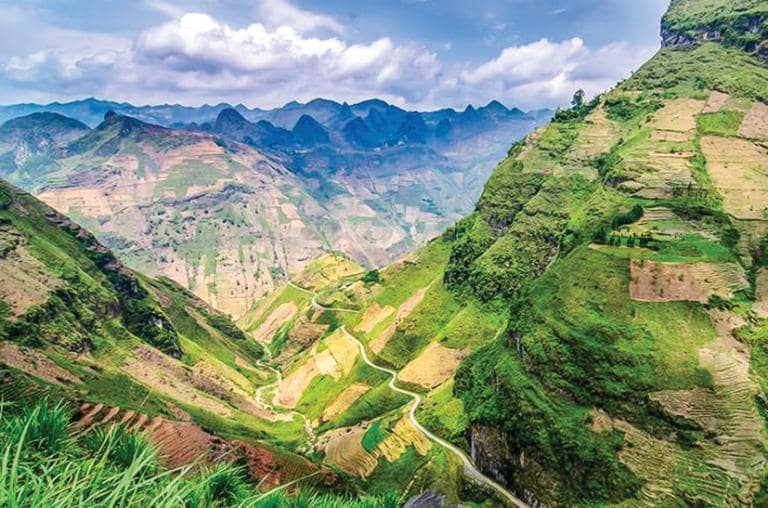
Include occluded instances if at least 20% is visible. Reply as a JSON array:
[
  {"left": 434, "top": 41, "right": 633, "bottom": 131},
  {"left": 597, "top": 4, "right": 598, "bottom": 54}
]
[{"left": 285, "top": 281, "right": 528, "bottom": 508}]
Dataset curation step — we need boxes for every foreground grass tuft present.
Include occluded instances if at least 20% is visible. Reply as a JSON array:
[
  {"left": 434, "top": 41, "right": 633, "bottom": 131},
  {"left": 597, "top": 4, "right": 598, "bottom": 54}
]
[{"left": 0, "top": 399, "right": 400, "bottom": 507}]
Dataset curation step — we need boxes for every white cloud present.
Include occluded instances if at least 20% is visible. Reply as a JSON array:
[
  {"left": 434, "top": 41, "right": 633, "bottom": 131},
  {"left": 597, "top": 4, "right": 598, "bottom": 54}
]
[
  {"left": 255, "top": 0, "right": 344, "bottom": 34},
  {"left": 453, "top": 37, "right": 656, "bottom": 109},
  {"left": 461, "top": 38, "right": 585, "bottom": 87},
  {"left": 126, "top": 12, "right": 441, "bottom": 105},
  {"left": 0, "top": 5, "right": 656, "bottom": 110}
]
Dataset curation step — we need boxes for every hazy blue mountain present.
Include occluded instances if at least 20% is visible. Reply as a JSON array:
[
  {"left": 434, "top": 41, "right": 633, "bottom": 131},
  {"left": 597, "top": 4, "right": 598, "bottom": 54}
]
[{"left": 0, "top": 98, "right": 550, "bottom": 317}]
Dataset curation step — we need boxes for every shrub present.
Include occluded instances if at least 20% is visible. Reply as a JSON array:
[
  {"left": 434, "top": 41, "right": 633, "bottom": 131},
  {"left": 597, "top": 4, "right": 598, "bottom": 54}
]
[
  {"left": 611, "top": 205, "right": 644, "bottom": 230},
  {"left": 362, "top": 270, "right": 381, "bottom": 284}
]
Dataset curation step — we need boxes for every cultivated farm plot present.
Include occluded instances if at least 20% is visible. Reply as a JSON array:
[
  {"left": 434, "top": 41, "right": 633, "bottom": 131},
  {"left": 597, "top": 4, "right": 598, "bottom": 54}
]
[
  {"left": 701, "top": 136, "right": 768, "bottom": 220},
  {"left": 702, "top": 90, "right": 730, "bottom": 113},
  {"left": 250, "top": 302, "right": 298, "bottom": 343},
  {"left": 634, "top": 206, "right": 697, "bottom": 239},
  {"left": 319, "top": 416, "right": 431, "bottom": 478},
  {"left": 0, "top": 342, "right": 81, "bottom": 385},
  {"left": 122, "top": 343, "right": 271, "bottom": 419},
  {"left": 569, "top": 105, "right": 618, "bottom": 158},
  {"left": 274, "top": 329, "right": 358, "bottom": 408},
  {"left": 355, "top": 302, "right": 395, "bottom": 335},
  {"left": 369, "top": 287, "right": 428, "bottom": 354},
  {"left": 594, "top": 310, "right": 766, "bottom": 507},
  {"left": 320, "top": 382, "right": 371, "bottom": 423},
  {"left": 625, "top": 149, "right": 696, "bottom": 199},
  {"left": 650, "top": 98, "right": 705, "bottom": 136},
  {"left": 738, "top": 101, "right": 768, "bottom": 140},
  {"left": 397, "top": 342, "right": 466, "bottom": 390},
  {"left": 629, "top": 260, "right": 748, "bottom": 303},
  {"left": 75, "top": 403, "right": 321, "bottom": 489},
  {"left": 0, "top": 239, "right": 61, "bottom": 318}
]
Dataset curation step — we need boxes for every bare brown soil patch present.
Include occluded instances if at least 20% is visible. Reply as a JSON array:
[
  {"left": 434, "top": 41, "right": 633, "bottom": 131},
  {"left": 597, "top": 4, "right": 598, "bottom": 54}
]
[
  {"left": 629, "top": 260, "right": 748, "bottom": 303},
  {"left": 568, "top": 104, "right": 618, "bottom": 162},
  {"left": 631, "top": 152, "right": 696, "bottom": 199},
  {"left": 0, "top": 342, "right": 80, "bottom": 385},
  {"left": 738, "top": 101, "right": 768, "bottom": 140},
  {"left": 320, "top": 383, "right": 370, "bottom": 423},
  {"left": 398, "top": 342, "right": 467, "bottom": 390},
  {"left": 0, "top": 228, "right": 61, "bottom": 318},
  {"left": 75, "top": 403, "right": 324, "bottom": 489},
  {"left": 703, "top": 91, "right": 731, "bottom": 113},
  {"left": 753, "top": 268, "right": 768, "bottom": 319},
  {"left": 274, "top": 359, "right": 320, "bottom": 409},
  {"left": 251, "top": 302, "right": 297, "bottom": 343},
  {"left": 289, "top": 316, "right": 329, "bottom": 346},
  {"left": 370, "top": 287, "right": 428, "bottom": 354},
  {"left": 356, "top": 303, "right": 395, "bottom": 335},
  {"left": 701, "top": 136, "right": 768, "bottom": 219},
  {"left": 38, "top": 187, "right": 113, "bottom": 217},
  {"left": 651, "top": 98, "right": 705, "bottom": 134},
  {"left": 650, "top": 130, "right": 691, "bottom": 142},
  {"left": 123, "top": 345, "right": 232, "bottom": 416}
]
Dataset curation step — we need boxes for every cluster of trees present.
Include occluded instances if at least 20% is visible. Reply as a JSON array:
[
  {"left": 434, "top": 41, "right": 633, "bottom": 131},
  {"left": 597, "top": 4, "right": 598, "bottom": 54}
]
[
  {"left": 590, "top": 205, "right": 651, "bottom": 247},
  {"left": 592, "top": 231, "right": 653, "bottom": 248}
]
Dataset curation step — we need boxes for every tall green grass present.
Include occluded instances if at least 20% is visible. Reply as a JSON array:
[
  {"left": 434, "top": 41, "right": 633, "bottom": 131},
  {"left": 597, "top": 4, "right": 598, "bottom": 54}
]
[{"left": 0, "top": 400, "right": 400, "bottom": 507}]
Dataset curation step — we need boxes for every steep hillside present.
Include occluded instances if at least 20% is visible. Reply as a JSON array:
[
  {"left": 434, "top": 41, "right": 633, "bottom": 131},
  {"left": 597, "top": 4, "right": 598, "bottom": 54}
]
[
  {"left": 3, "top": 111, "right": 339, "bottom": 318},
  {"left": 0, "top": 103, "right": 544, "bottom": 319},
  {"left": 0, "top": 179, "right": 342, "bottom": 493},
  {"left": 241, "top": 0, "right": 768, "bottom": 505},
  {"left": 0, "top": 112, "right": 89, "bottom": 183}
]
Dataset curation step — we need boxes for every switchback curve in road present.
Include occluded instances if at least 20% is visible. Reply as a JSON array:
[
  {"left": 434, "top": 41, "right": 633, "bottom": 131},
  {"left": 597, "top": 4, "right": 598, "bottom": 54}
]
[{"left": 287, "top": 281, "right": 528, "bottom": 507}]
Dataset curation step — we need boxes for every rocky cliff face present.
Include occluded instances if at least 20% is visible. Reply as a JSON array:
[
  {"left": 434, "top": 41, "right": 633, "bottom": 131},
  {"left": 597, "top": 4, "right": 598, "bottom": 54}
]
[{"left": 661, "top": 0, "right": 768, "bottom": 63}]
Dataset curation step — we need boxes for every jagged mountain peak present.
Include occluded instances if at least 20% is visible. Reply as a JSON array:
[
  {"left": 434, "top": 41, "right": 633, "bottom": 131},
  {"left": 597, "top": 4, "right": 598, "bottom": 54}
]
[
  {"left": 292, "top": 114, "right": 330, "bottom": 145},
  {"left": 482, "top": 100, "right": 508, "bottom": 114},
  {"left": 215, "top": 107, "right": 250, "bottom": 126}
]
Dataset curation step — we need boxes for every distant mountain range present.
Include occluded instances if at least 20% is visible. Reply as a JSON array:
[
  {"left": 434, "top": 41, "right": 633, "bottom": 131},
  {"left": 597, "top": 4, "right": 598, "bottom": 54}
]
[
  {"left": 0, "top": 97, "right": 550, "bottom": 316},
  {"left": 0, "top": 97, "right": 552, "bottom": 131}
]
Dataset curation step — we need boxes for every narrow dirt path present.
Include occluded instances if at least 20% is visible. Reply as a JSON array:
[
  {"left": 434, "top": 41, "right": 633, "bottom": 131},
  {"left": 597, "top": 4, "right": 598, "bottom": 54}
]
[
  {"left": 252, "top": 341, "right": 316, "bottom": 445},
  {"left": 287, "top": 281, "right": 528, "bottom": 508}
]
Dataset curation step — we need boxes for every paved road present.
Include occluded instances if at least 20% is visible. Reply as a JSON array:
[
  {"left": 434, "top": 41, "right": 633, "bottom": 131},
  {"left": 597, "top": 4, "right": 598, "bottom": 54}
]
[{"left": 288, "top": 281, "right": 528, "bottom": 507}]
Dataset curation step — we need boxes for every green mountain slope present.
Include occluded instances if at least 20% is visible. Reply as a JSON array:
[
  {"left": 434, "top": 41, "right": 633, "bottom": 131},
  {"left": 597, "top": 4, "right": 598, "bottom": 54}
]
[
  {"left": 0, "top": 179, "right": 347, "bottom": 494},
  {"left": 3, "top": 0, "right": 768, "bottom": 505},
  {"left": 243, "top": 0, "right": 768, "bottom": 505}
]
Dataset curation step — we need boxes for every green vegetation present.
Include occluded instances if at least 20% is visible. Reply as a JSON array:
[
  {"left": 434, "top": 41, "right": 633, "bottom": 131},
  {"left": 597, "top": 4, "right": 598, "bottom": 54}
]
[
  {"left": 297, "top": 360, "right": 386, "bottom": 423},
  {"left": 604, "top": 94, "right": 663, "bottom": 122},
  {"left": 415, "top": 381, "right": 468, "bottom": 446},
  {"left": 0, "top": 182, "right": 180, "bottom": 356},
  {"left": 624, "top": 43, "right": 768, "bottom": 102},
  {"left": 380, "top": 282, "right": 460, "bottom": 368},
  {"left": 327, "top": 383, "right": 410, "bottom": 430},
  {"left": 697, "top": 111, "right": 745, "bottom": 136},
  {"left": 362, "top": 270, "right": 381, "bottom": 285},
  {"left": 0, "top": 400, "right": 399, "bottom": 507},
  {"left": 361, "top": 421, "right": 389, "bottom": 452},
  {"left": 662, "top": 0, "right": 768, "bottom": 52}
]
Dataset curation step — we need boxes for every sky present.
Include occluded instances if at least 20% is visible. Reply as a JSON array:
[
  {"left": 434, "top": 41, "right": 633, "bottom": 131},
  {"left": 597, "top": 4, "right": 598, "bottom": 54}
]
[{"left": 0, "top": 0, "right": 671, "bottom": 110}]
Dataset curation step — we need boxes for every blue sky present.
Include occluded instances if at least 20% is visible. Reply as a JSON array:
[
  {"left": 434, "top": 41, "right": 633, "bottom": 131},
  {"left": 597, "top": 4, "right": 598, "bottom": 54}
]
[{"left": 0, "top": 0, "right": 670, "bottom": 110}]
